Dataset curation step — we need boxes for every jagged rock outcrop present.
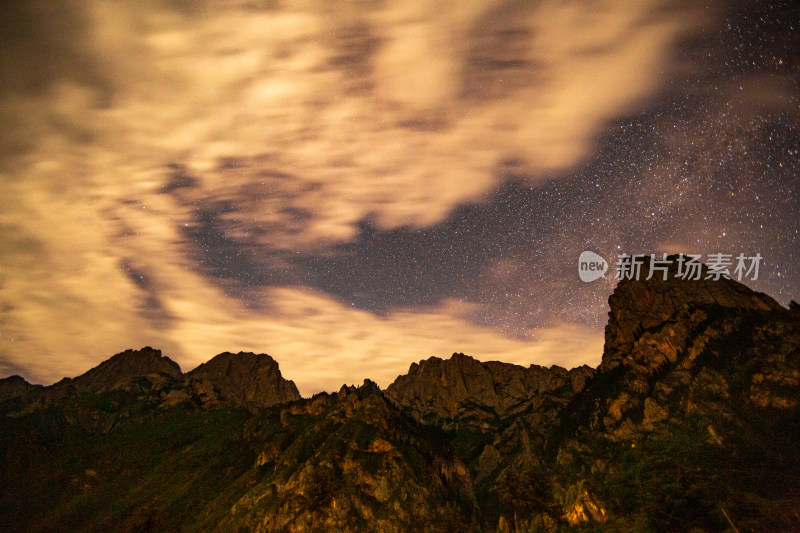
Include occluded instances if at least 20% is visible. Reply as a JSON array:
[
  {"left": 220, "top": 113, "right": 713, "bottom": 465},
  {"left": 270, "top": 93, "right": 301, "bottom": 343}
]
[
  {"left": 182, "top": 351, "right": 301, "bottom": 410},
  {"left": 384, "top": 352, "right": 597, "bottom": 529},
  {"left": 222, "top": 380, "right": 477, "bottom": 532},
  {"left": 601, "top": 255, "right": 781, "bottom": 372},
  {"left": 386, "top": 352, "right": 593, "bottom": 429},
  {"left": 585, "top": 256, "right": 797, "bottom": 441},
  {"left": 547, "top": 256, "right": 800, "bottom": 530}
]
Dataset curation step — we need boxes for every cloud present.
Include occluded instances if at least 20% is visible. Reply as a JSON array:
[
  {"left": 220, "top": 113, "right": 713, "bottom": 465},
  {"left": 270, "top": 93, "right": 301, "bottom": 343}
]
[
  {"left": 0, "top": 236, "right": 604, "bottom": 394},
  {"left": 4, "top": 0, "right": 704, "bottom": 239},
  {"left": 0, "top": 0, "right": 701, "bottom": 391},
  {"left": 134, "top": 286, "right": 605, "bottom": 396},
  {"left": 0, "top": 174, "right": 605, "bottom": 392}
]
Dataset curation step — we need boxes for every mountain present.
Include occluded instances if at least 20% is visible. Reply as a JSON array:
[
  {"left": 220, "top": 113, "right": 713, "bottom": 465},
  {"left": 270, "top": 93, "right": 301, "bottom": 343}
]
[
  {"left": 0, "top": 374, "right": 41, "bottom": 402},
  {"left": 1, "top": 258, "right": 799, "bottom": 531},
  {"left": 543, "top": 259, "right": 800, "bottom": 530},
  {"left": 174, "top": 351, "right": 301, "bottom": 410},
  {"left": 385, "top": 352, "right": 594, "bottom": 429},
  {"left": 0, "top": 348, "right": 301, "bottom": 422},
  {"left": 0, "top": 347, "right": 179, "bottom": 404},
  {"left": 215, "top": 381, "right": 477, "bottom": 532}
]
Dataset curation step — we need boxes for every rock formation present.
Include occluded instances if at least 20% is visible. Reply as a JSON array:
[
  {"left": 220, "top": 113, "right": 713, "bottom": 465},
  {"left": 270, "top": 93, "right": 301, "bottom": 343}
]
[
  {"left": 386, "top": 352, "right": 594, "bottom": 429},
  {"left": 184, "top": 351, "right": 301, "bottom": 409}
]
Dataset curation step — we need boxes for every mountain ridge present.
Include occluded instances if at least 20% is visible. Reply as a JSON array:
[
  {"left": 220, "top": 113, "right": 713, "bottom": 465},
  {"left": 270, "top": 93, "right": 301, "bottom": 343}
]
[
  {"left": 0, "top": 348, "right": 301, "bottom": 417},
  {"left": 2, "top": 259, "right": 799, "bottom": 531}
]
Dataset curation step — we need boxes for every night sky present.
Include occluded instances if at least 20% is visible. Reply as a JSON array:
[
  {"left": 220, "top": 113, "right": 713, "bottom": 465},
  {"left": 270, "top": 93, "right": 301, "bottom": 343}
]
[{"left": 1, "top": 0, "right": 798, "bottom": 394}]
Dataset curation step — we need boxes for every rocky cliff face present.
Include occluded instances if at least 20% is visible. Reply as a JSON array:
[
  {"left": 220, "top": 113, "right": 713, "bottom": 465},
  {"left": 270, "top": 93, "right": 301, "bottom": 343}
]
[
  {"left": 183, "top": 351, "right": 301, "bottom": 410},
  {"left": 546, "top": 257, "right": 800, "bottom": 530},
  {"left": 601, "top": 256, "right": 782, "bottom": 373},
  {"left": 584, "top": 257, "right": 798, "bottom": 441},
  {"left": 1, "top": 259, "right": 799, "bottom": 532},
  {"left": 386, "top": 352, "right": 594, "bottom": 429},
  {"left": 221, "top": 380, "right": 477, "bottom": 532}
]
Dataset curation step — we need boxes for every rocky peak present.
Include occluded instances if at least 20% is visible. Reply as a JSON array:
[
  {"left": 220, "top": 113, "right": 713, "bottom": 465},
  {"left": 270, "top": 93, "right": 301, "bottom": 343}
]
[
  {"left": 600, "top": 255, "right": 783, "bottom": 372},
  {"left": 336, "top": 379, "right": 382, "bottom": 400},
  {"left": 0, "top": 375, "right": 40, "bottom": 402},
  {"left": 567, "top": 255, "right": 800, "bottom": 448},
  {"left": 1, "top": 348, "right": 304, "bottom": 416},
  {"left": 67, "top": 346, "right": 183, "bottom": 394},
  {"left": 386, "top": 353, "right": 592, "bottom": 428},
  {"left": 0, "top": 347, "right": 185, "bottom": 416},
  {"left": 186, "top": 351, "right": 301, "bottom": 409}
]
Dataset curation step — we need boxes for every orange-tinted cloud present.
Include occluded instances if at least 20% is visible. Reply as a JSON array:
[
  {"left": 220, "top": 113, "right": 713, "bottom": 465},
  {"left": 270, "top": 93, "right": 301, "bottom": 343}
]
[{"left": 0, "top": 0, "right": 704, "bottom": 391}]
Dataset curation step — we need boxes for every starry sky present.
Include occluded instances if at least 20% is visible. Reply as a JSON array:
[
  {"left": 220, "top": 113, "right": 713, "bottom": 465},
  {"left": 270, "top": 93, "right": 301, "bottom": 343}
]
[{"left": 1, "top": 0, "right": 798, "bottom": 395}]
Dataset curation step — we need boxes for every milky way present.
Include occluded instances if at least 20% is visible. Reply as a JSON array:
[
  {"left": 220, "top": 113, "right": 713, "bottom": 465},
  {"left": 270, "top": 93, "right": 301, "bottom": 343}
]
[{"left": 0, "top": 0, "right": 798, "bottom": 394}]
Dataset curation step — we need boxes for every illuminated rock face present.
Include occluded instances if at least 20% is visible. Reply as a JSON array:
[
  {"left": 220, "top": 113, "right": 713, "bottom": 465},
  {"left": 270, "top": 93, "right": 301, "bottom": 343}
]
[
  {"left": 185, "top": 351, "right": 301, "bottom": 409},
  {"left": 385, "top": 351, "right": 594, "bottom": 429},
  {"left": 601, "top": 255, "right": 781, "bottom": 373}
]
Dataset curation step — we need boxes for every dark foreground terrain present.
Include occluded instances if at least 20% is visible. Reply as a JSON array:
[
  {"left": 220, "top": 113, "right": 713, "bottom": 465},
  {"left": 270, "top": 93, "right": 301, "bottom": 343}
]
[{"left": 2, "top": 261, "right": 800, "bottom": 532}]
